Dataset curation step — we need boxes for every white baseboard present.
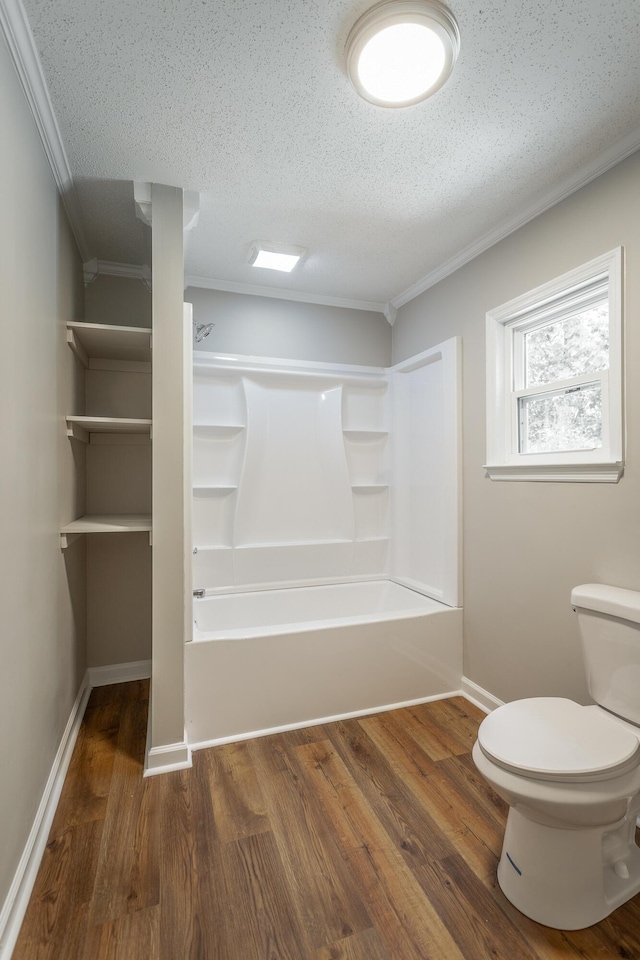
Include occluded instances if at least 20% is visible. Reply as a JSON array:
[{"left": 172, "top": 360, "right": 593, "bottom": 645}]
[
  {"left": 460, "top": 676, "right": 504, "bottom": 714},
  {"left": 144, "top": 738, "right": 192, "bottom": 777},
  {"left": 88, "top": 659, "right": 151, "bottom": 687},
  {"left": 0, "top": 671, "right": 92, "bottom": 960}
]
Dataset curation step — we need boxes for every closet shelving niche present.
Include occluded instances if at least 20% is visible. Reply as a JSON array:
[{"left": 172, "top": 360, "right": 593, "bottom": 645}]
[{"left": 61, "top": 321, "right": 153, "bottom": 548}]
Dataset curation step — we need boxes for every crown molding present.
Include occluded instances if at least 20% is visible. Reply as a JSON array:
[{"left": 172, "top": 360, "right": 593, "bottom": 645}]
[
  {"left": 184, "top": 274, "right": 386, "bottom": 314},
  {"left": 383, "top": 302, "right": 397, "bottom": 326},
  {"left": 0, "top": 0, "right": 92, "bottom": 263},
  {"left": 392, "top": 124, "right": 640, "bottom": 311},
  {"left": 82, "top": 259, "right": 151, "bottom": 289}
]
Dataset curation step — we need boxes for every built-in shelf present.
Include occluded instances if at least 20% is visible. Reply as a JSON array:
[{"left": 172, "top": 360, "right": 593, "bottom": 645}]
[
  {"left": 60, "top": 514, "right": 152, "bottom": 548},
  {"left": 193, "top": 485, "right": 238, "bottom": 498},
  {"left": 193, "top": 424, "right": 245, "bottom": 439},
  {"left": 235, "top": 539, "right": 353, "bottom": 550},
  {"left": 354, "top": 536, "right": 390, "bottom": 543},
  {"left": 343, "top": 430, "right": 389, "bottom": 442},
  {"left": 351, "top": 484, "right": 389, "bottom": 493},
  {"left": 193, "top": 361, "right": 384, "bottom": 389},
  {"left": 66, "top": 415, "right": 152, "bottom": 442},
  {"left": 67, "top": 321, "right": 152, "bottom": 366},
  {"left": 192, "top": 544, "right": 233, "bottom": 552}
]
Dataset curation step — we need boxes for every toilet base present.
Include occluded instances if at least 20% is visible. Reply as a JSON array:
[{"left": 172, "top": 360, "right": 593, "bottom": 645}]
[{"left": 497, "top": 807, "right": 640, "bottom": 929}]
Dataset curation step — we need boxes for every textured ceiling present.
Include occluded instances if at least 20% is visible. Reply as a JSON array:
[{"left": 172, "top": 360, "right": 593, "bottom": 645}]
[{"left": 21, "top": 0, "right": 640, "bottom": 304}]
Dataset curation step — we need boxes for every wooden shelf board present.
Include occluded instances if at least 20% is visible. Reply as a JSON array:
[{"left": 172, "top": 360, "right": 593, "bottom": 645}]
[
  {"left": 67, "top": 321, "right": 152, "bottom": 364},
  {"left": 66, "top": 416, "right": 152, "bottom": 437},
  {"left": 61, "top": 514, "right": 152, "bottom": 534}
]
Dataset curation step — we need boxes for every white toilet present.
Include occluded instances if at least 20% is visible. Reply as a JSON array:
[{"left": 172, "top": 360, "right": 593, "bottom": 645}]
[{"left": 472, "top": 583, "right": 640, "bottom": 930}]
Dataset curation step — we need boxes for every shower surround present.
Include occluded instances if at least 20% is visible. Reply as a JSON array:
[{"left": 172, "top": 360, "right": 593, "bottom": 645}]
[{"left": 186, "top": 339, "right": 462, "bottom": 745}]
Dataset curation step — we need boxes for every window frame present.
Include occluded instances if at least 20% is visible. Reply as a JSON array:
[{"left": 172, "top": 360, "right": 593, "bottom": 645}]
[{"left": 485, "top": 248, "right": 624, "bottom": 482}]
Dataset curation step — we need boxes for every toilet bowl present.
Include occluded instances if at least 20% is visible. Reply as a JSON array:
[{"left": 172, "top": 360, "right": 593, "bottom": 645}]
[{"left": 473, "top": 584, "right": 640, "bottom": 929}]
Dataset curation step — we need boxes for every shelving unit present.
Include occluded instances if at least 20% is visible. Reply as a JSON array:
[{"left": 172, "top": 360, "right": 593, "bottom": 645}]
[{"left": 62, "top": 321, "right": 153, "bottom": 548}]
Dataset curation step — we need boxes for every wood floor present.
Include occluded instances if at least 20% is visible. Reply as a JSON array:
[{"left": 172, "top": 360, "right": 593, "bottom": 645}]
[{"left": 14, "top": 681, "right": 640, "bottom": 959}]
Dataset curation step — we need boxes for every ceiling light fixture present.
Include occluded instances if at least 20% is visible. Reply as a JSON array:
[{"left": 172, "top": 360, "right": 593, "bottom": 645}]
[
  {"left": 248, "top": 241, "right": 307, "bottom": 273},
  {"left": 346, "top": 0, "right": 460, "bottom": 108}
]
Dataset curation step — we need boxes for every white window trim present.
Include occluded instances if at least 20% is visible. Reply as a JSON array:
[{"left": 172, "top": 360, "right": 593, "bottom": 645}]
[{"left": 485, "top": 248, "right": 624, "bottom": 482}]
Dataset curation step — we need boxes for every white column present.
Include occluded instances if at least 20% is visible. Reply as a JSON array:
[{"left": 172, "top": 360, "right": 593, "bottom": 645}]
[{"left": 146, "top": 183, "right": 192, "bottom": 774}]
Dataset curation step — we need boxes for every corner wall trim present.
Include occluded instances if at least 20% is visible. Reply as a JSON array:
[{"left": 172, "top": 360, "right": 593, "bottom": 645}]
[
  {"left": 88, "top": 659, "right": 152, "bottom": 687},
  {"left": 0, "top": 0, "right": 91, "bottom": 263},
  {"left": 460, "top": 676, "right": 504, "bottom": 714},
  {"left": 0, "top": 671, "right": 91, "bottom": 960}
]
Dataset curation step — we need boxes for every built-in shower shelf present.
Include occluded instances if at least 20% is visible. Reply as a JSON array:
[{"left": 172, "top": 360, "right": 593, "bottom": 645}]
[
  {"left": 67, "top": 321, "right": 152, "bottom": 366},
  {"left": 66, "top": 416, "right": 152, "bottom": 442},
  {"left": 235, "top": 539, "right": 353, "bottom": 550},
  {"left": 193, "top": 544, "right": 233, "bottom": 552},
  {"left": 343, "top": 430, "right": 389, "bottom": 442},
  {"left": 193, "top": 485, "right": 238, "bottom": 497},
  {"left": 351, "top": 484, "right": 389, "bottom": 493},
  {"left": 194, "top": 361, "right": 385, "bottom": 389},
  {"left": 354, "top": 536, "right": 389, "bottom": 543},
  {"left": 193, "top": 423, "right": 245, "bottom": 439},
  {"left": 60, "top": 514, "right": 152, "bottom": 549}
]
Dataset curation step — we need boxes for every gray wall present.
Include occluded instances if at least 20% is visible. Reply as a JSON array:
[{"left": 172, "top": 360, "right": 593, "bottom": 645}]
[
  {"left": 186, "top": 287, "right": 392, "bottom": 366},
  {"left": 393, "top": 151, "right": 640, "bottom": 705},
  {"left": 0, "top": 34, "right": 86, "bottom": 914},
  {"left": 85, "top": 273, "right": 151, "bottom": 328}
]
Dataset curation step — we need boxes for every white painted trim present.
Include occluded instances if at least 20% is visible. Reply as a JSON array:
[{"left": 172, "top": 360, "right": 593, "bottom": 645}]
[
  {"left": 484, "top": 462, "right": 624, "bottom": 483},
  {"left": 0, "top": 0, "right": 91, "bottom": 263},
  {"left": 144, "top": 739, "right": 192, "bottom": 777},
  {"left": 88, "top": 659, "right": 151, "bottom": 687},
  {"left": 485, "top": 248, "right": 624, "bottom": 481},
  {"left": 185, "top": 274, "right": 386, "bottom": 314},
  {"left": 460, "top": 677, "right": 504, "bottom": 714},
  {"left": 82, "top": 259, "right": 150, "bottom": 286},
  {"left": 188, "top": 690, "right": 460, "bottom": 751},
  {"left": 391, "top": 125, "right": 640, "bottom": 309},
  {"left": 0, "top": 672, "right": 92, "bottom": 960}
]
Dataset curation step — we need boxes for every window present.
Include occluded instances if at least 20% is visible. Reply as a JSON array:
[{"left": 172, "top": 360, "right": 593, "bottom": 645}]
[{"left": 485, "top": 248, "right": 623, "bottom": 482}]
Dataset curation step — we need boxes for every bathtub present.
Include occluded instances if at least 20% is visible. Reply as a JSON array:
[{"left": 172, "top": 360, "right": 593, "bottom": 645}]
[{"left": 185, "top": 579, "right": 462, "bottom": 748}]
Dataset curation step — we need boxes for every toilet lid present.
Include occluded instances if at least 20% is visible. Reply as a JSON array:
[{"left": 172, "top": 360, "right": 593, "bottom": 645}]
[{"left": 478, "top": 698, "right": 640, "bottom": 782}]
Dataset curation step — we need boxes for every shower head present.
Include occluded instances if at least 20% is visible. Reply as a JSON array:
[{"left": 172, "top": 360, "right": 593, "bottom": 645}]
[{"left": 194, "top": 322, "right": 214, "bottom": 343}]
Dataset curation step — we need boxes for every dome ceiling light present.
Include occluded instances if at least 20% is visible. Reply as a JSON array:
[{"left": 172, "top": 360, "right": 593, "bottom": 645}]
[{"left": 346, "top": 0, "right": 460, "bottom": 107}]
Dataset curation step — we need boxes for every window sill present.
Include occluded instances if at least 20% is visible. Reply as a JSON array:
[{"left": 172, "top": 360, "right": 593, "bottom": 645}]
[{"left": 484, "top": 462, "right": 624, "bottom": 483}]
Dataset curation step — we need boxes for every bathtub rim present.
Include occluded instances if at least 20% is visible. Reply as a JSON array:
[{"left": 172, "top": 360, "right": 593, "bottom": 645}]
[{"left": 192, "top": 576, "right": 455, "bottom": 642}]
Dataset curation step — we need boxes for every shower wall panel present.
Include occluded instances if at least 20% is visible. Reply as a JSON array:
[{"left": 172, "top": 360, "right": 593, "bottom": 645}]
[{"left": 191, "top": 344, "right": 460, "bottom": 601}]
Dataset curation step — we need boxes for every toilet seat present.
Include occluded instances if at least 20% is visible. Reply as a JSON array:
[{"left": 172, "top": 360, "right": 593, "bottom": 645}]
[{"left": 478, "top": 697, "right": 640, "bottom": 783}]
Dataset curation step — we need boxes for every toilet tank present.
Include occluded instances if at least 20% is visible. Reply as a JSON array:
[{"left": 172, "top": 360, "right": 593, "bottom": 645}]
[{"left": 571, "top": 584, "right": 640, "bottom": 726}]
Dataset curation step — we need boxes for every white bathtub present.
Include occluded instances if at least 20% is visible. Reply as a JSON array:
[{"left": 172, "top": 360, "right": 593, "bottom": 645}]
[{"left": 185, "top": 579, "right": 462, "bottom": 748}]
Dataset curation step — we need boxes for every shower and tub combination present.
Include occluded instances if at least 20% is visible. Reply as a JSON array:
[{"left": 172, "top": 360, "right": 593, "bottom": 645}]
[{"left": 185, "top": 339, "right": 463, "bottom": 747}]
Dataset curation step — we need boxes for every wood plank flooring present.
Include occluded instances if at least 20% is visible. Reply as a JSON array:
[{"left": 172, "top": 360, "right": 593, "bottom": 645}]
[{"left": 13, "top": 681, "right": 640, "bottom": 959}]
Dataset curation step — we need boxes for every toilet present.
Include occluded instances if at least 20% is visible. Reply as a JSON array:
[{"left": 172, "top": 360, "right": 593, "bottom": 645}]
[{"left": 472, "top": 583, "right": 640, "bottom": 930}]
